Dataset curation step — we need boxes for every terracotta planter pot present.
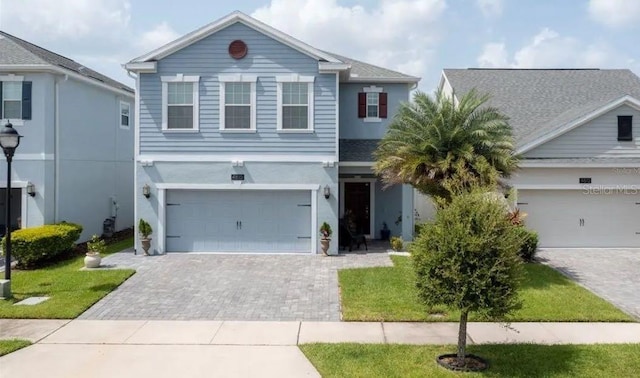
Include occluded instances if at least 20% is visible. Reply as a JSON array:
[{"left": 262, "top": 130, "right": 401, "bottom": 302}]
[
  {"left": 141, "top": 238, "right": 152, "bottom": 256},
  {"left": 84, "top": 253, "right": 101, "bottom": 268},
  {"left": 320, "top": 238, "right": 331, "bottom": 255}
]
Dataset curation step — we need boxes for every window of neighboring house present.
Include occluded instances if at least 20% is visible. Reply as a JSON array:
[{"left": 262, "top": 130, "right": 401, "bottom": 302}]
[
  {"left": 161, "top": 75, "right": 200, "bottom": 132},
  {"left": 120, "top": 101, "right": 130, "bottom": 129},
  {"left": 618, "top": 115, "right": 633, "bottom": 141},
  {"left": 219, "top": 75, "right": 257, "bottom": 131},
  {"left": 276, "top": 75, "right": 314, "bottom": 131},
  {"left": 0, "top": 76, "right": 32, "bottom": 124},
  {"left": 358, "top": 86, "right": 387, "bottom": 122}
]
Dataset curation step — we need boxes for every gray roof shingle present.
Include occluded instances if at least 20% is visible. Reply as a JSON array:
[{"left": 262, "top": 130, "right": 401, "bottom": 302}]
[
  {"left": 340, "top": 139, "right": 379, "bottom": 162},
  {"left": 0, "top": 32, "right": 133, "bottom": 94},
  {"left": 443, "top": 69, "right": 640, "bottom": 148},
  {"left": 328, "top": 52, "right": 420, "bottom": 82}
]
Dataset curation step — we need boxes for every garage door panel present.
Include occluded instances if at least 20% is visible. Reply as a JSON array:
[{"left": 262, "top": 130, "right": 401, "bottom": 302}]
[
  {"left": 518, "top": 190, "right": 640, "bottom": 247},
  {"left": 166, "top": 190, "right": 312, "bottom": 253}
]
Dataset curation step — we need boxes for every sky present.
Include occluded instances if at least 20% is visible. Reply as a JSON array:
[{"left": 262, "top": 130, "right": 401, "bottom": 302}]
[{"left": 0, "top": 0, "right": 639, "bottom": 92}]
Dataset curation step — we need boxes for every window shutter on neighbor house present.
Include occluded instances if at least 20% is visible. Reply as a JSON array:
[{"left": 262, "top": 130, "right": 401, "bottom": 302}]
[
  {"left": 379, "top": 92, "right": 388, "bottom": 118},
  {"left": 358, "top": 92, "right": 367, "bottom": 118},
  {"left": 22, "top": 81, "right": 32, "bottom": 120}
]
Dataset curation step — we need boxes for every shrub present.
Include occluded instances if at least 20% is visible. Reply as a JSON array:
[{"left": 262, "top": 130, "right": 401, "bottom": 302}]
[
  {"left": 86, "top": 234, "right": 106, "bottom": 255},
  {"left": 138, "top": 219, "right": 152, "bottom": 238},
  {"left": 319, "top": 222, "right": 332, "bottom": 238},
  {"left": 411, "top": 188, "right": 523, "bottom": 367},
  {"left": 514, "top": 226, "right": 539, "bottom": 262},
  {"left": 390, "top": 236, "right": 403, "bottom": 251},
  {"left": 2, "top": 223, "right": 83, "bottom": 268}
]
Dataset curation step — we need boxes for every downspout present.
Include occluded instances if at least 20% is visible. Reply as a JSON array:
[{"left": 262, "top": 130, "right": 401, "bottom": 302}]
[
  {"left": 127, "top": 70, "right": 138, "bottom": 254},
  {"left": 54, "top": 74, "right": 68, "bottom": 222}
]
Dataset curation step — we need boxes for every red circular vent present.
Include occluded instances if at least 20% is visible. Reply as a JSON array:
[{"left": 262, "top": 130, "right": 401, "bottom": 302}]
[{"left": 228, "top": 40, "right": 248, "bottom": 59}]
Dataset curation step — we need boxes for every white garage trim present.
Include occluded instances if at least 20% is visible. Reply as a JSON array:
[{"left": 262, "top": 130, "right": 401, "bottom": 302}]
[{"left": 156, "top": 184, "right": 319, "bottom": 254}]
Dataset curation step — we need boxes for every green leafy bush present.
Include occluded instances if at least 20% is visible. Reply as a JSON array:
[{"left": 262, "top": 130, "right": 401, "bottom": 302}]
[
  {"left": 320, "top": 222, "right": 332, "bottom": 238},
  {"left": 390, "top": 236, "right": 403, "bottom": 251},
  {"left": 514, "top": 227, "right": 539, "bottom": 262},
  {"left": 2, "top": 222, "right": 83, "bottom": 268},
  {"left": 86, "top": 234, "right": 106, "bottom": 255},
  {"left": 138, "top": 218, "right": 152, "bottom": 238}
]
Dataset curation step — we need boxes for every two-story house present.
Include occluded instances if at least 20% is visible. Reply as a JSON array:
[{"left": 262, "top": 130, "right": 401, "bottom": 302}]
[
  {"left": 0, "top": 32, "right": 135, "bottom": 240},
  {"left": 436, "top": 68, "right": 640, "bottom": 248},
  {"left": 125, "top": 11, "right": 419, "bottom": 254}
]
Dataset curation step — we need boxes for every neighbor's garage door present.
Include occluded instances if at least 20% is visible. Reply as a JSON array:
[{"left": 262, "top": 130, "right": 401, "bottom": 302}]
[
  {"left": 166, "top": 190, "right": 312, "bottom": 253},
  {"left": 517, "top": 190, "right": 640, "bottom": 247}
]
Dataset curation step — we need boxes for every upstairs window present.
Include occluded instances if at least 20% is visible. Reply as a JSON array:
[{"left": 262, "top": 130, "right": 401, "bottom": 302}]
[
  {"left": 120, "top": 101, "right": 131, "bottom": 129},
  {"left": 161, "top": 75, "right": 200, "bottom": 132},
  {"left": 0, "top": 76, "right": 32, "bottom": 124},
  {"left": 276, "top": 75, "right": 314, "bottom": 132},
  {"left": 219, "top": 75, "right": 257, "bottom": 131},
  {"left": 618, "top": 115, "right": 633, "bottom": 141},
  {"left": 358, "top": 86, "right": 387, "bottom": 122}
]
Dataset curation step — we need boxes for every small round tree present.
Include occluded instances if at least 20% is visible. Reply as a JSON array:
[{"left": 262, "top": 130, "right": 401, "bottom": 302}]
[{"left": 410, "top": 188, "right": 523, "bottom": 370}]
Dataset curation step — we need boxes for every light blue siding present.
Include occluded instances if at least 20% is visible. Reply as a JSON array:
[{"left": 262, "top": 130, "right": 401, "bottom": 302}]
[
  {"left": 339, "top": 83, "right": 410, "bottom": 140},
  {"left": 139, "top": 22, "right": 337, "bottom": 156},
  {"left": 525, "top": 104, "right": 640, "bottom": 158},
  {"left": 375, "top": 182, "right": 402, "bottom": 238}
]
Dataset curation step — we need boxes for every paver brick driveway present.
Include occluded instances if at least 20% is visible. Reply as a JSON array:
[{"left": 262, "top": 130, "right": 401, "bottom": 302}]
[
  {"left": 80, "top": 250, "right": 392, "bottom": 321},
  {"left": 537, "top": 248, "right": 640, "bottom": 320}
]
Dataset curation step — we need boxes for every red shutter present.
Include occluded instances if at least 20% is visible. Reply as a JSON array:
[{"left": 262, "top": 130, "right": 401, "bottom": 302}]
[
  {"left": 379, "top": 92, "right": 388, "bottom": 118},
  {"left": 357, "top": 92, "right": 367, "bottom": 118}
]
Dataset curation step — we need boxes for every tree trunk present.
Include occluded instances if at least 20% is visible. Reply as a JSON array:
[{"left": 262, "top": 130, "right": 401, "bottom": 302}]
[{"left": 457, "top": 310, "right": 468, "bottom": 367}]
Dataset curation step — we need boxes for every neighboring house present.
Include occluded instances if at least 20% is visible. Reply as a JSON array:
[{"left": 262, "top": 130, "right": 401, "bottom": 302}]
[
  {"left": 0, "top": 32, "right": 135, "bottom": 240},
  {"left": 434, "top": 68, "right": 640, "bottom": 247},
  {"left": 125, "top": 11, "right": 419, "bottom": 254}
]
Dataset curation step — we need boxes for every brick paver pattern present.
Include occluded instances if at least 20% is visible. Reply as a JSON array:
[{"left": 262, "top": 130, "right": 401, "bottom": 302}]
[
  {"left": 538, "top": 248, "right": 640, "bottom": 320},
  {"left": 80, "top": 250, "right": 392, "bottom": 321}
]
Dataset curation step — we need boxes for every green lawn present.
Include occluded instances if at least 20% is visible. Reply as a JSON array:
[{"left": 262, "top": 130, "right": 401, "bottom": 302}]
[
  {"left": 300, "top": 343, "right": 640, "bottom": 378},
  {"left": 339, "top": 255, "right": 633, "bottom": 322},
  {"left": 0, "top": 339, "right": 31, "bottom": 356},
  {"left": 0, "top": 237, "right": 135, "bottom": 319}
]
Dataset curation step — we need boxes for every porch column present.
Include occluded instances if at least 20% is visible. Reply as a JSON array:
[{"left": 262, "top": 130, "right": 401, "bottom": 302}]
[{"left": 401, "top": 184, "right": 414, "bottom": 241}]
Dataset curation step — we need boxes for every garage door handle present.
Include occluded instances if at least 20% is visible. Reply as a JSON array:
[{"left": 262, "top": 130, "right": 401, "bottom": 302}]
[
  {"left": 298, "top": 236, "right": 311, "bottom": 239},
  {"left": 167, "top": 235, "right": 180, "bottom": 238}
]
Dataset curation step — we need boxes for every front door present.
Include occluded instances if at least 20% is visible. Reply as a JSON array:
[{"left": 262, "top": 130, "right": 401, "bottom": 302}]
[{"left": 344, "top": 182, "right": 371, "bottom": 235}]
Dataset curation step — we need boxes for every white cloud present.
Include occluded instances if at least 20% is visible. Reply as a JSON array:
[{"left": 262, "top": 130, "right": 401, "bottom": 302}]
[
  {"left": 476, "top": 0, "right": 503, "bottom": 18},
  {"left": 477, "top": 28, "right": 636, "bottom": 70},
  {"left": 136, "top": 22, "right": 180, "bottom": 52},
  {"left": 252, "top": 0, "right": 447, "bottom": 81},
  {"left": 588, "top": 0, "right": 640, "bottom": 28}
]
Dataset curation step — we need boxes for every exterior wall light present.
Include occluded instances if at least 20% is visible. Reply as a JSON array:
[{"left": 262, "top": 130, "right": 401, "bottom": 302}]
[
  {"left": 324, "top": 185, "right": 331, "bottom": 199},
  {"left": 142, "top": 184, "right": 151, "bottom": 199},
  {"left": 26, "top": 182, "right": 35, "bottom": 197}
]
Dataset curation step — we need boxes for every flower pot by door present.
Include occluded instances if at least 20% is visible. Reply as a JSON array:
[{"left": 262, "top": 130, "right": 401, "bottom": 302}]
[
  {"left": 84, "top": 253, "right": 101, "bottom": 268},
  {"left": 141, "top": 238, "right": 152, "bottom": 256}
]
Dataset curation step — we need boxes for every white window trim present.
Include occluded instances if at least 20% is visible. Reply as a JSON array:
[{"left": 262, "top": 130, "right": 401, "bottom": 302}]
[
  {"left": 219, "top": 74, "right": 257, "bottom": 132},
  {"left": 119, "top": 101, "right": 131, "bottom": 129},
  {"left": 276, "top": 75, "right": 315, "bottom": 132},
  {"left": 0, "top": 75, "right": 25, "bottom": 126},
  {"left": 363, "top": 85, "right": 383, "bottom": 123},
  {"left": 161, "top": 74, "right": 200, "bottom": 133}
]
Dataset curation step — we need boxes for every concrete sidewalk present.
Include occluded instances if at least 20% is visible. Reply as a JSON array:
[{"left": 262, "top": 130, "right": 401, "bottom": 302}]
[{"left": 2, "top": 319, "right": 640, "bottom": 378}]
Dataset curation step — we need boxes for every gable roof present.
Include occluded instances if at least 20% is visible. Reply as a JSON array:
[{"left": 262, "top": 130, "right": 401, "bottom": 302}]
[
  {"left": 128, "top": 11, "right": 419, "bottom": 84},
  {"left": 0, "top": 31, "right": 133, "bottom": 95},
  {"left": 442, "top": 68, "right": 640, "bottom": 152}
]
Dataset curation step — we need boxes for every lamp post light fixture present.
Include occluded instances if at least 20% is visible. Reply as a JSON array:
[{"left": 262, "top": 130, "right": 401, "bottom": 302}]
[{"left": 0, "top": 121, "right": 21, "bottom": 298}]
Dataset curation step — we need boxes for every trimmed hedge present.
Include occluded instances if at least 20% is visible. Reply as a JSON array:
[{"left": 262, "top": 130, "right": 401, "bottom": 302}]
[
  {"left": 514, "top": 226, "right": 539, "bottom": 262},
  {"left": 1, "top": 222, "right": 83, "bottom": 268}
]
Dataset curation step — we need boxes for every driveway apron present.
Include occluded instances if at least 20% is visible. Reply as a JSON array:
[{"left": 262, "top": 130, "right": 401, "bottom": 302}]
[
  {"left": 79, "top": 251, "right": 392, "bottom": 321},
  {"left": 537, "top": 248, "right": 640, "bottom": 319}
]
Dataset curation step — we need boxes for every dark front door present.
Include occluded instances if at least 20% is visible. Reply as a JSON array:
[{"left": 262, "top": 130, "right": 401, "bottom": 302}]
[{"left": 344, "top": 182, "right": 371, "bottom": 235}]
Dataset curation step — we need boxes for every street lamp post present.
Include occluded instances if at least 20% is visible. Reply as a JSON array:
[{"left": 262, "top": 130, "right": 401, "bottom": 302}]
[{"left": 0, "top": 121, "right": 21, "bottom": 299}]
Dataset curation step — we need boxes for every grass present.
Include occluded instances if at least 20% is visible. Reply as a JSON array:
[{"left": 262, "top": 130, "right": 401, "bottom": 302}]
[
  {"left": 300, "top": 343, "right": 640, "bottom": 378},
  {"left": 339, "top": 255, "right": 633, "bottom": 322},
  {"left": 0, "top": 339, "right": 31, "bottom": 356},
  {"left": 0, "top": 237, "right": 135, "bottom": 319}
]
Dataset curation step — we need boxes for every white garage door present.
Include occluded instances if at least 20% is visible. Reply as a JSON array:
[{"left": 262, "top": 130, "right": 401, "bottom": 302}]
[
  {"left": 166, "top": 190, "right": 312, "bottom": 253},
  {"left": 517, "top": 189, "right": 640, "bottom": 247}
]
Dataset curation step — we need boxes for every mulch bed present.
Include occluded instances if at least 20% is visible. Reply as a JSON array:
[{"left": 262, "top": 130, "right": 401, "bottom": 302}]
[{"left": 437, "top": 354, "right": 489, "bottom": 372}]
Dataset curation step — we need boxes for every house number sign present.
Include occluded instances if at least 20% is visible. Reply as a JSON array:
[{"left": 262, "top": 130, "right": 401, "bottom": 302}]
[
  {"left": 231, "top": 174, "right": 245, "bottom": 181},
  {"left": 579, "top": 178, "right": 592, "bottom": 184}
]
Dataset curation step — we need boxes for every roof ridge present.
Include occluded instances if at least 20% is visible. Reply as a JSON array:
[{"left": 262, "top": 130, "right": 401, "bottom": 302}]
[{"left": 0, "top": 31, "right": 77, "bottom": 65}]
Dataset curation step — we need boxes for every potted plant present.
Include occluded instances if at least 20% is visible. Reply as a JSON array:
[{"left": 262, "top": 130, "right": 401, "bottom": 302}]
[
  {"left": 380, "top": 221, "right": 391, "bottom": 241},
  {"left": 319, "top": 222, "right": 332, "bottom": 255},
  {"left": 138, "top": 218, "right": 153, "bottom": 256},
  {"left": 84, "top": 234, "right": 105, "bottom": 268}
]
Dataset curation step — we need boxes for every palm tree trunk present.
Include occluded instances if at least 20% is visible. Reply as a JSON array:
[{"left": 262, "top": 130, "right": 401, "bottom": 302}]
[{"left": 457, "top": 310, "right": 468, "bottom": 367}]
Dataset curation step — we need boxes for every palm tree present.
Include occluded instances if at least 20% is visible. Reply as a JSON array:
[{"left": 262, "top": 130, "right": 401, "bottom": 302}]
[{"left": 374, "top": 89, "right": 519, "bottom": 200}]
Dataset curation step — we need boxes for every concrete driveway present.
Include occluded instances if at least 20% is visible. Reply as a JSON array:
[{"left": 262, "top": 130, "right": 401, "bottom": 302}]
[
  {"left": 79, "top": 250, "right": 392, "bottom": 321},
  {"left": 537, "top": 248, "right": 640, "bottom": 319}
]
